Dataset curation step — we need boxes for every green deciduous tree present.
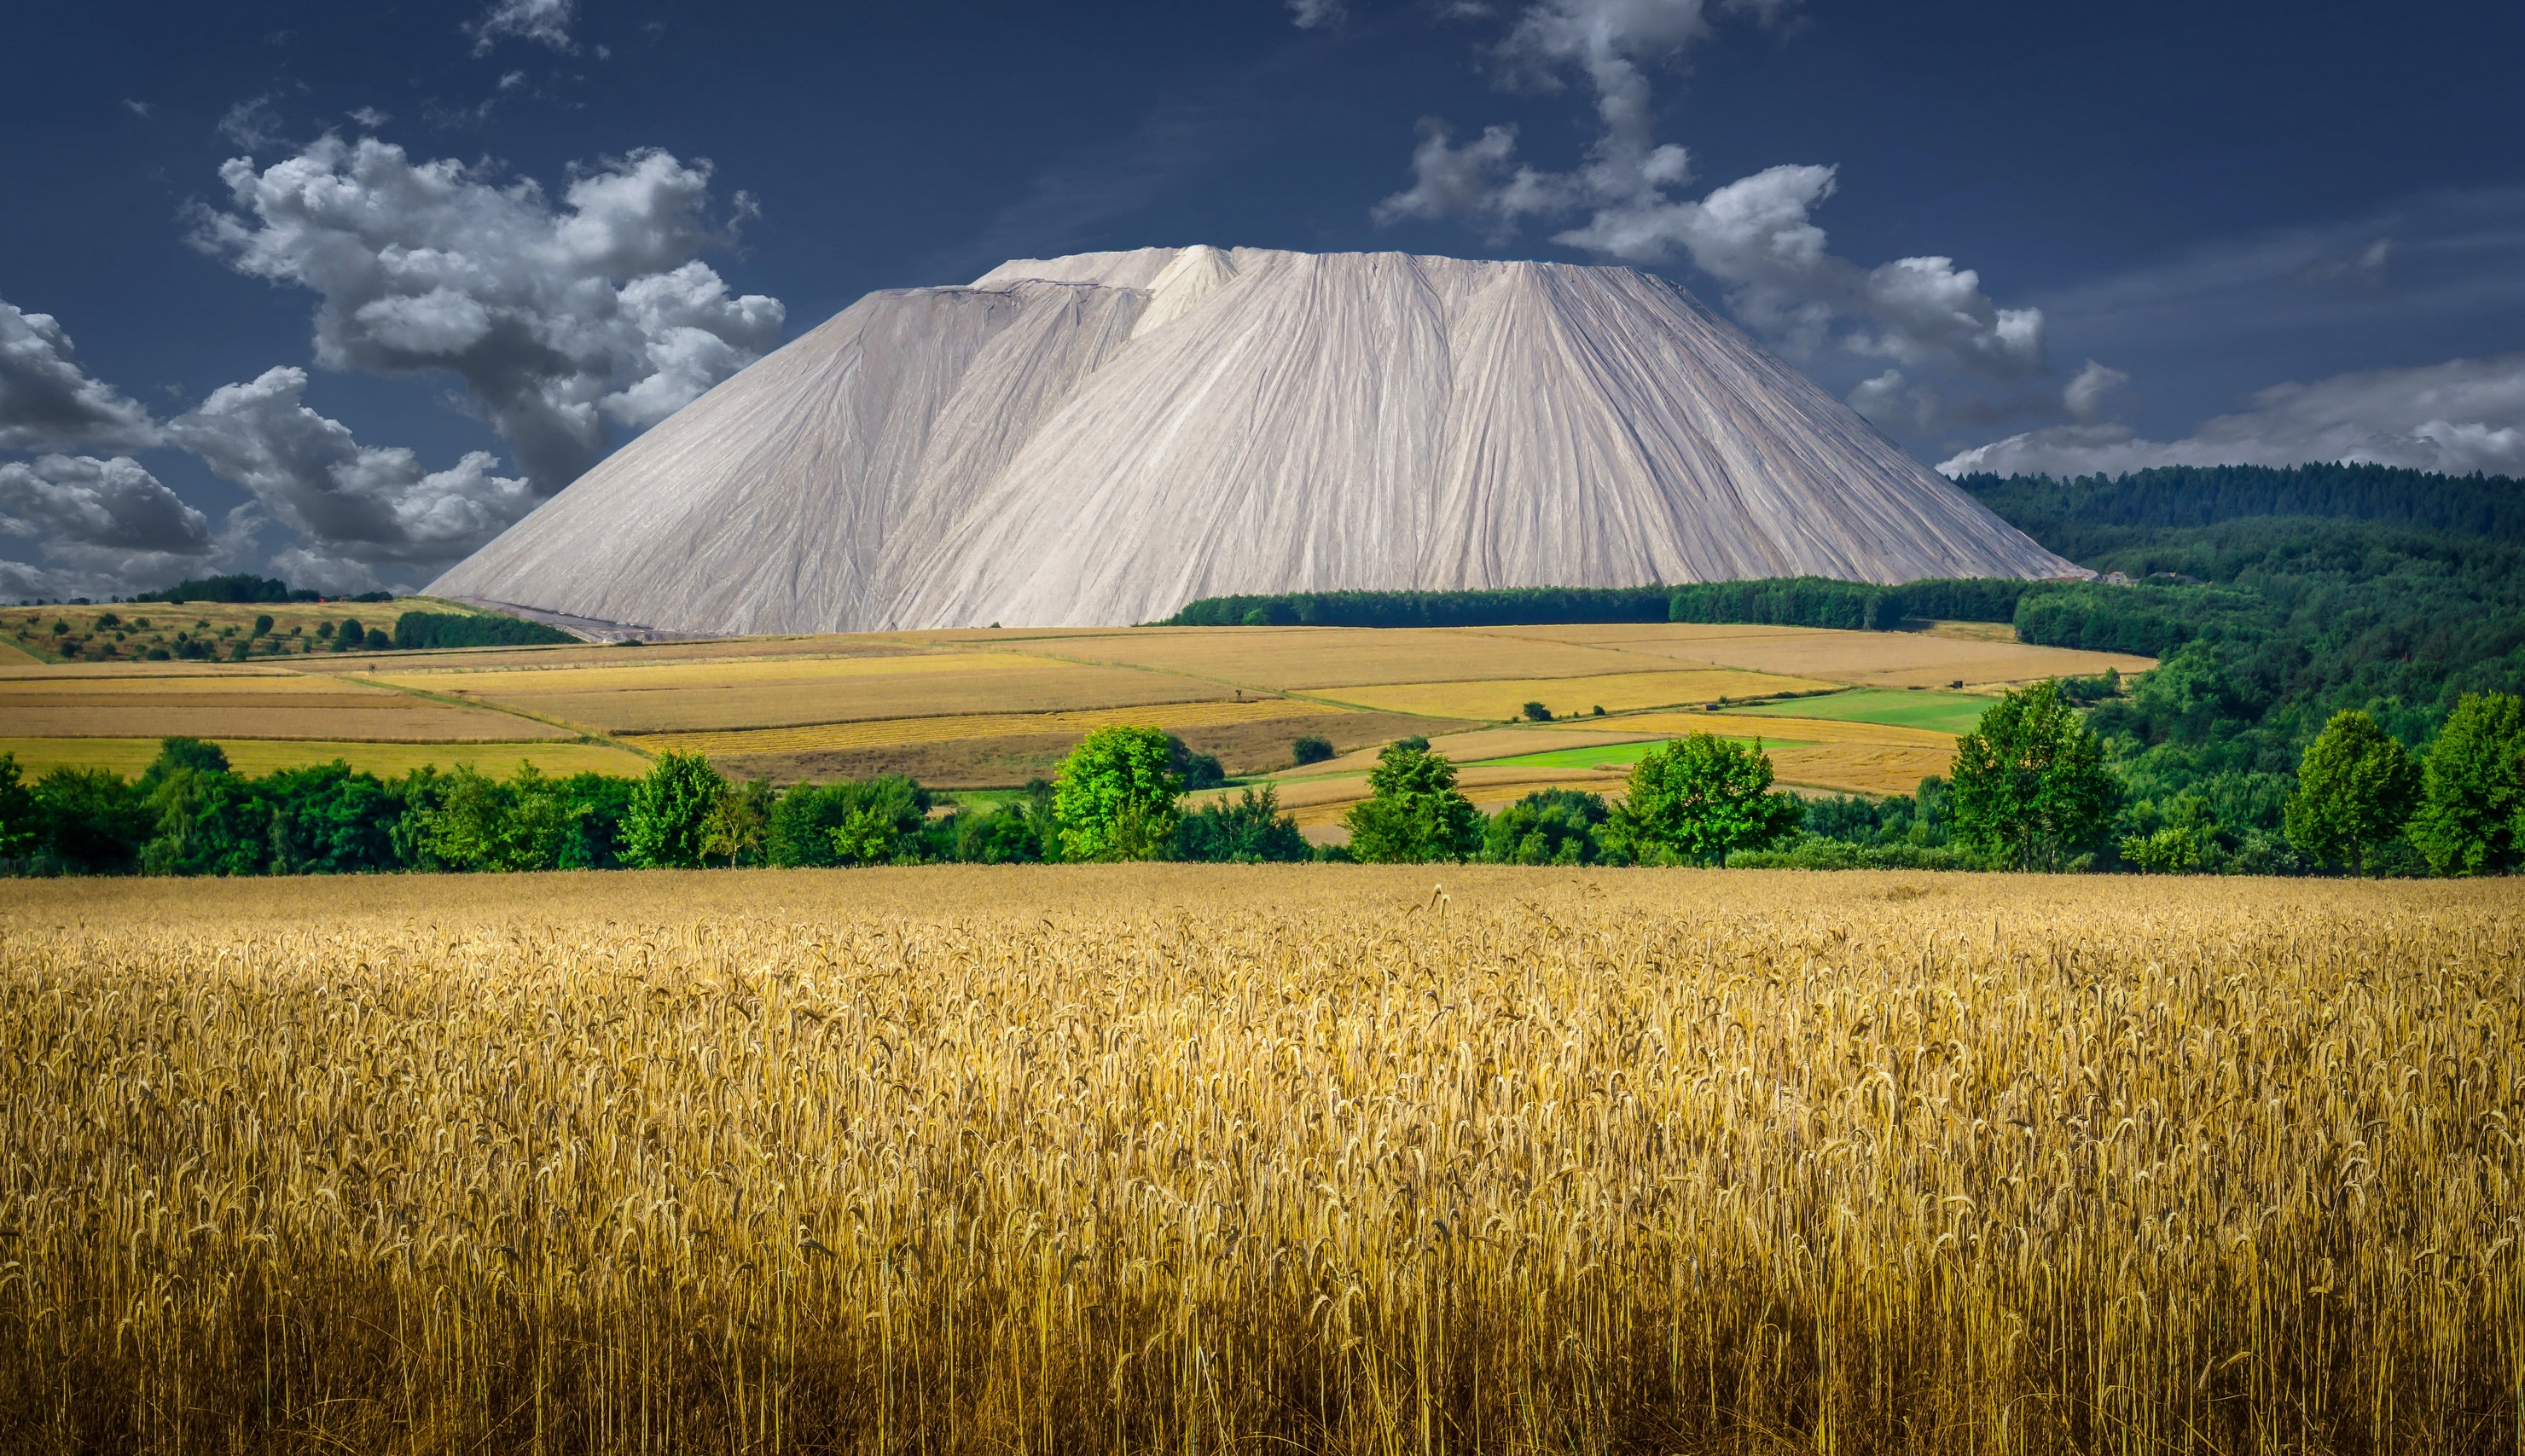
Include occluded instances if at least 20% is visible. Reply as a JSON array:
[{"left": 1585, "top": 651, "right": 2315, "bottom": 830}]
[
  {"left": 1343, "top": 742, "right": 1483, "bottom": 863},
  {"left": 1601, "top": 734, "right": 1802, "bottom": 866},
  {"left": 1054, "top": 727, "right": 1183, "bottom": 862},
  {"left": 2408, "top": 693, "right": 2525, "bottom": 877},
  {"left": 624, "top": 751, "right": 728, "bottom": 868},
  {"left": 2284, "top": 711, "right": 2421, "bottom": 876},
  {"left": 700, "top": 776, "right": 775, "bottom": 867},
  {"left": 1948, "top": 681, "right": 2118, "bottom": 871}
]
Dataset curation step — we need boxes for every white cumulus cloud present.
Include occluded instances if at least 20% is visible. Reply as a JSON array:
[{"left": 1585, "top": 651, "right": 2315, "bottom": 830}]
[
  {"left": 0, "top": 299, "right": 164, "bottom": 453},
  {"left": 171, "top": 366, "right": 538, "bottom": 567},
  {"left": 1379, "top": 0, "right": 2065, "bottom": 426},
  {"left": 1938, "top": 354, "right": 2525, "bottom": 479},
  {"left": 0, "top": 455, "right": 210, "bottom": 554},
  {"left": 189, "top": 136, "right": 783, "bottom": 490},
  {"left": 467, "top": 0, "right": 577, "bottom": 55}
]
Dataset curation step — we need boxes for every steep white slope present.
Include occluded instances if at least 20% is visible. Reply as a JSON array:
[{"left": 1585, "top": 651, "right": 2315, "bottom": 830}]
[{"left": 432, "top": 247, "right": 2079, "bottom": 633}]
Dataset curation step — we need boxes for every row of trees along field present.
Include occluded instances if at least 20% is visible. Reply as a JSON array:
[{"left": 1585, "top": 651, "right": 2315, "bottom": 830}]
[{"left": 6, "top": 680, "right": 2519, "bottom": 875}]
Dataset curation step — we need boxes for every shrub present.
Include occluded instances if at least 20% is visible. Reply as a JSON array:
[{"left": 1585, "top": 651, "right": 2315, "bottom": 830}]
[
  {"left": 1483, "top": 788, "right": 1608, "bottom": 865},
  {"left": 1291, "top": 735, "right": 1335, "bottom": 766},
  {"left": 1174, "top": 786, "right": 1310, "bottom": 862}
]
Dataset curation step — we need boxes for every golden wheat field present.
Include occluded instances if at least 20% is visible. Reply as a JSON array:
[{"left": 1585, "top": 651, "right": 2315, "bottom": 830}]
[
  {"left": 1, "top": 869, "right": 2516, "bottom": 1455},
  {"left": 0, "top": 736, "right": 651, "bottom": 781}
]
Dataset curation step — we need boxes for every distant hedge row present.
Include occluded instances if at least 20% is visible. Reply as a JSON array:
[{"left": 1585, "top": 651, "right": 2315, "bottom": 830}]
[
  {"left": 1160, "top": 576, "right": 2065, "bottom": 633},
  {"left": 392, "top": 610, "right": 578, "bottom": 650}
]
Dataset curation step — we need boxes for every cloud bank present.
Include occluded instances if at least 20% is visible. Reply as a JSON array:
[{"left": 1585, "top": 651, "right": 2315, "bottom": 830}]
[
  {"left": 191, "top": 136, "right": 783, "bottom": 490},
  {"left": 170, "top": 366, "right": 538, "bottom": 569},
  {"left": 1938, "top": 354, "right": 2525, "bottom": 479},
  {"left": 1377, "top": 0, "right": 2057, "bottom": 428},
  {"left": 0, "top": 300, "right": 164, "bottom": 454}
]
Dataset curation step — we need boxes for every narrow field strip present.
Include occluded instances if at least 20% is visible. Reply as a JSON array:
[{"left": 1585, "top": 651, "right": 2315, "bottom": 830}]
[
  {"left": 0, "top": 736, "right": 650, "bottom": 779},
  {"left": 1312, "top": 667, "right": 1833, "bottom": 719},
  {"left": 1570, "top": 710, "right": 1959, "bottom": 750},
  {"left": 624, "top": 696, "right": 1347, "bottom": 755}
]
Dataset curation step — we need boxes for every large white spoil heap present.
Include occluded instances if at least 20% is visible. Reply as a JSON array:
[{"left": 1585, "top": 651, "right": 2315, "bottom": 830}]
[{"left": 429, "top": 247, "right": 2079, "bottom": 634}]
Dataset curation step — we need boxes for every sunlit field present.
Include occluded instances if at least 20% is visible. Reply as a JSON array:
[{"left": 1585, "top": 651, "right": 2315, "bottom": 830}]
[{"left": 2, "top": 868, "right": 2516, "bottom": 1453}]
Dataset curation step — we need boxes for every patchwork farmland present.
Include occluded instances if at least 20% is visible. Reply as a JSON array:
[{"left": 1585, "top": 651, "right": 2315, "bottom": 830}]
[{"left": 0, "top": 603, "right": 2153, "bottom": 821}]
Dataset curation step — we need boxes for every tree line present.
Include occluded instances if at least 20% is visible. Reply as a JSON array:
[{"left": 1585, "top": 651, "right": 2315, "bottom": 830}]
[{"left": 14, "top": 682, "right": 2516, "bottom": 877}]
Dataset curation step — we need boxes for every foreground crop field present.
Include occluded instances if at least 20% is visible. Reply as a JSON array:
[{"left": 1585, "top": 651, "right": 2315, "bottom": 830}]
[{"left": 1, "top": 870, "right": 2516, "bottom": 1455}]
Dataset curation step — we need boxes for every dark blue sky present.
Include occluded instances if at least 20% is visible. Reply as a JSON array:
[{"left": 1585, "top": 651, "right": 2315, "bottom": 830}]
[{"left": 3, "top": 0, "right": 2521, "bottom": 595}]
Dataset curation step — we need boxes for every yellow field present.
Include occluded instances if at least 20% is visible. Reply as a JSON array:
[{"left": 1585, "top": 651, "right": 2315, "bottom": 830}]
[
  {"left": 0, "top": 735, "right": 652, "bottom": 780},
  {"left": 376, "top": 651, "right": 1229, "bottom": 734},
  {"left": 1768, "top": 741, "right": 1959, "bottom": 794},
  {"left": 1315, "top": 666, "right": 1831, "bottom": 719},
  {"left": 2, "top": 870, "right": 2513, "bottom": 1454},
  {"left": 0, "top": 666, "right": 573, "bottom": 741},
  {"left": 1488, "top": 621, "right": 2155, "bottom": 687},
  {"left": 625, "top": 694, "right": 1342, "bottom": 757},
  {"left": 1586, "top": 708, "right": 1960, "bottom": 749},
  {"left": 989, "top": 626, "right": 1677, "bottom": 689}
]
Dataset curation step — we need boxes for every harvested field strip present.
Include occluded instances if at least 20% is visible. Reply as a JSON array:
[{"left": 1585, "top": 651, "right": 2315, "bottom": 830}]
[
  {"left": 1732, "top": 686, "right": 1994, "bottom": 734},
  {"left": 0, "top": 669, "right": 578, "bottom": 741},
  {"left": 984, "top": 626, "right": 1675, "bottom": 690},
  {"left": 1768, "top": 742, "right": 1958, "bottom": 795},
  {"left": 352, "top": 636, "right": 936, "bottom": 673},
  {"left": 0, "top": 736, "right": 649, "bottom": 780},
  {"left": 1315, "top": 667, "right": 1831, "bottom": 719},
  {"left": 380, "top": 651, "right": 1230, "bottom": 734},
  {"left": 0, "top": 663, "right": 305, "bottom": 681},
  {"left": 1574, "top": 710, "right": 1959, "bottom": 750},
  {"left": 626, "top": 696, "right": 1345, "bottom": 756}
]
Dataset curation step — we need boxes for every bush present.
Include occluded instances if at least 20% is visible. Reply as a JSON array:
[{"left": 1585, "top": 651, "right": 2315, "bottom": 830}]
[
  {"left": 769, "top": 777, "right": 933, "bottom": 867},
  {"left": 1520, "top": 701, "right": 1552, "bottom": 722},
  {"left": 1291, "top": 735, "right": 1335, "bottom": 766},
  {"left": 1169, "top": 736, "right": 1227, "bottom": 791},
  {"left": 1724, "top": 838, "right": 2002, "bottom": 871},
  {"left": 1483, "top": 788, "right": 1608, "bottom": 865},
  {"left": 1174, "top": 786, "right": 1309, "bottom": 862}
]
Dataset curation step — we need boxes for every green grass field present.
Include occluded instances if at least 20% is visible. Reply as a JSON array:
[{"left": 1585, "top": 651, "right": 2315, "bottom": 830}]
[{"left": 1731, "top": 687, "right": 1993, "bottom": 734}]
